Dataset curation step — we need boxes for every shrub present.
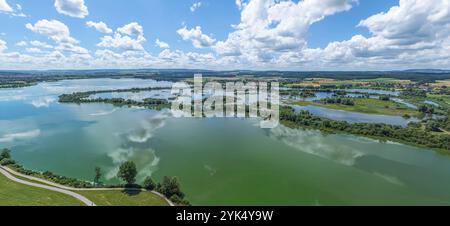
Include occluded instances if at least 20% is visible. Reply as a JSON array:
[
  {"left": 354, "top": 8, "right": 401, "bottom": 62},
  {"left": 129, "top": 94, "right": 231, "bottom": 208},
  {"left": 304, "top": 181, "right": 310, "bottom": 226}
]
[
  {"left": 159, "top": 176, "right": 184, "bottom": 199},
  {"left": 143, "top": 176, "right": 156, "bottom": 191},
  {"left": 0, "top": 158, "right": 15, "bottom": 166},
  {"left": 170, "top": 195, "right": 191, "bottom": 206},
  {"left": 0, "top": 149, "right": 11, "bottom": 161}
]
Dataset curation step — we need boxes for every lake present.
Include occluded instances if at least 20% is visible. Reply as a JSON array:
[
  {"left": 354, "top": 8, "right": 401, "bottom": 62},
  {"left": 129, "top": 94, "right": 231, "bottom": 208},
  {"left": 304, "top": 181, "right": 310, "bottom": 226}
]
[{"left": 1, "top": 79, "right": 450, "bottom": 205}]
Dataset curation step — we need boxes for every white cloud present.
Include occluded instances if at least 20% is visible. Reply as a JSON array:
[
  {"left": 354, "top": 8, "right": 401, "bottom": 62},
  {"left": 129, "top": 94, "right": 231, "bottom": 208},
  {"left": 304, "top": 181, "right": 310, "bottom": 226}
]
[
  {"left": 117, "top": 22, "right": 144, "bottom": 36},
  {"left": 0, "top": 0, "right": 13, "bottom": 12},
  {"left": 26, "top": 47, "right": 42, "bottom": 53},
  {"left": 312, "top": 0, "right": 450, "bottom": 69},
  {"left": 15, "top": 41, "right": 27, "bottom": 47},
  {"left": 0, "top": 39, "right": 7, "bottom": 52},
  {"left": 26, "top": 19, "right": 78, "bottom": 44},
  {"left": 54, "top": 0, "right": 88, "bottom": 18},
  {"left": 30, "top": 40, "right": 53, "bottom": 49},
  {"left": 98, "top": 33, "right": 146, "bottom": 51},
  {"left": 190, "top": 2, "right": 202, "bottom": 12},
  {"left": 177, "top": 26, "right": 216, "bottom": 48},
  {"left": 86, "top": 21, "right": 113, "bottom": 34},
  {"left": 97, "top": 22, "right": 146, "bottom": 51},
  {"left": 0, "top": 0, "right": 26, "bottom": 17},
  {"left": 2, "top": 0, "right": 450, "bottom": 70},
  {"left": 235, "top": 0, "right": 245, "bottom": 10},
  {"left": 155, "top": 39, "right": 169, "bottom": 49},
  {"left": 214, "top": 0, "right": 355, "bottom": 61},
  {"left": 25, "top": 19, "right": 90, "bottom": 59}
]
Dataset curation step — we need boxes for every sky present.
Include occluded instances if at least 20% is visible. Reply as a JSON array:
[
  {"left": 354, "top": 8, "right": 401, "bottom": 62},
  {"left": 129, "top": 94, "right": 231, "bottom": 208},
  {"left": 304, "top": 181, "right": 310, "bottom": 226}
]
[{"left": 0, "top": 0, "right": 449, "bottom": 71}]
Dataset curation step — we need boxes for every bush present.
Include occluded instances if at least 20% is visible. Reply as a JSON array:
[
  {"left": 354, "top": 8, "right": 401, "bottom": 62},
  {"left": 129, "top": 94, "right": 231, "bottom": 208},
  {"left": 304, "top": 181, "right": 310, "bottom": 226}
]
[
  {"left": 158, "top": 176, "right": 185, "bottom": 199},
  {"left": 0, "top": 158, "right": 15, "bottom": 166},
  {"left": 0, "top": 149, "right": 11, "bottom": 161},
  {"left": 143, "top": 176, "right": 156, "bottom": 191},
  {"left": 379, "top": 95, "right": 390, "bottom": 101},
  {"left": 170, "top": 195, "right": 191, "bottom": 206},
  {"left": 426, "top": 121, "right": 441, "bottom": 132}
]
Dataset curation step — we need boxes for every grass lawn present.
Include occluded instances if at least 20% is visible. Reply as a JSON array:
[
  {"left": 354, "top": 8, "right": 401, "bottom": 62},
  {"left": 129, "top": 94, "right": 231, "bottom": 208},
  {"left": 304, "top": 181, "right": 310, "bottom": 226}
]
[
  {"left": 291, "top": 98, "right": 418, "bottom": 116},
  {"left": 0, "top": 173, "right": 83, "bottom": 206},
  {"left": 78, "top": 190, "right": 169, "bottom": 206}
]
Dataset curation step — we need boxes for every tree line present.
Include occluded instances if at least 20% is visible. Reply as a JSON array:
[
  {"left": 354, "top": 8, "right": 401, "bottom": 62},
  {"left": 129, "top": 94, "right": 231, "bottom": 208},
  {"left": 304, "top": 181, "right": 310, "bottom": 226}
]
[{"left": 280, "top": 106, "right": 450, "bottom": 151}]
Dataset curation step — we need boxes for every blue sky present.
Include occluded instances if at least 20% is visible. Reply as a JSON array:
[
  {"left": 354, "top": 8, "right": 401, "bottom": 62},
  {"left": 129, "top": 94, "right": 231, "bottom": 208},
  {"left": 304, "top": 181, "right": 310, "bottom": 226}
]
[{"left": 0, "top": 0, "right": 449, "bottom": 70}]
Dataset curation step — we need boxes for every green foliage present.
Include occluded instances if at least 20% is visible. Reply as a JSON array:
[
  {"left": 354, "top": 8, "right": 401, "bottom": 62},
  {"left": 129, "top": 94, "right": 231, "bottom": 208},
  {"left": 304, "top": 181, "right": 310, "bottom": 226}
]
[
  {"left": 379, "top": 95, "right": 391, "bottom": 101},
  {"left": 0, "top": 158, "right": 15, "bottom": 166},
  {"left": 0, "top": 148, "right": 11, "bottom": 160},
  {"left": 117, "top": 161, "right": 138, "bottom": 185},
  {"left": 155, "top": 176, "right": 190, "bottom": 205},
  {"left": 401, "top": 89, "right": 427, "bottom": 98},
  {"left": 94, "top": 167, "right": 102, "bottom": 187},
  {"left": 418, "top": 105, "right": 435, "bottom": 114},
  {"left": 58, "top": 87, "right": 170, "bottom": 110},
  {"left": 40, "top": 170, "right": 93, "bottom": 188},
  {"left": 143, "top": 176, "right": 156, "bottom": 191},
  {"left": 157, "top": 176, "right": 185, "bottom": 200},
  {"left": 322, "top": 97, "right": 355, "bottom": 106},
  {"left": 170, "top": 195, "right": 191, "bottom": 206},
  {"left": 426, "top": 121, "right": 441, "bottom": 132}
]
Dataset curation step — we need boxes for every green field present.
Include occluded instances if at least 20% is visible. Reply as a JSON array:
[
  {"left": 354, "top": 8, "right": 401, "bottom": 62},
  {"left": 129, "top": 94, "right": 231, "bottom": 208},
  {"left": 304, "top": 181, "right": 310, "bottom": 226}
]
[
  {"left": 0, "top": 173, "right": 83, "bottom": 206},
  {"left": 77, "top": 190, "right": 169, "bottom": 206},
  {"left": 292, "top": 98, "right": 418, "bottom": 116},
  {"left": 428, "top": 94, "right": 450, "bottom": 105}
]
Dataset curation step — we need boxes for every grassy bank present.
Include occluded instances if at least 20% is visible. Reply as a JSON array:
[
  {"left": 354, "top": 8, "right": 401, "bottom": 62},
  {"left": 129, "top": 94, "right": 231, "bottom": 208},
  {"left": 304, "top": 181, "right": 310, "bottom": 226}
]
[
  {"left": 0, "top": 172, "right": 83, "bottom": 206},
  {"left": 77, "top": 190, "right": 169, "bottom": 206},
  {"left": 291, "top": 98, "right": 418, "bottom": 116}
]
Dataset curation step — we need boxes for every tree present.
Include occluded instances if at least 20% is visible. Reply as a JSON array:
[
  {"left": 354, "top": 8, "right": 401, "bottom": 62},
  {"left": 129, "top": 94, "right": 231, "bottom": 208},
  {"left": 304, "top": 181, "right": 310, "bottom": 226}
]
[
  {"left": 426, "top": 121, "right": 441, "bottom": 132},
  {"left": 0, "top": 149, "right": 11, "bottom": 161},
  {"left": 158, "top": 176, "right": 184, "bottom": 199},
  {"left": 0, "top": 158, "right": 15, "bottom": 166},
  {"left": 418, "top": 105, "right": 434, "bottom": 114},
  {"left": 117, "top": 161, "right": 137, "bottom": 185},
  {"left": 143, "top": 176, "right": 156, "bottom": 190},
  {"left": 379, "top": 95, "right": 390, "bottom": 101},
  {"left": 94, "top": 167, "right": 102, "bottom": 187}
]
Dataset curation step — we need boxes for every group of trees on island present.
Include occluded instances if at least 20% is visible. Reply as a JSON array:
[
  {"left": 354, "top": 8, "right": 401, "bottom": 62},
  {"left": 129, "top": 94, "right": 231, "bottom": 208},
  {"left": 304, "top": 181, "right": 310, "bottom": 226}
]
[
  {"left": 280, "top": 106, "right": 450, "bottom": 151},
  {"left": 321, "top": 97, "right": 355, "bottom": 106},
  {"left": 401, "top": 89, "right": 428, "bottom": 98},
  {"left": 59, "top": 90, "right": 170, "bottom": 110}
]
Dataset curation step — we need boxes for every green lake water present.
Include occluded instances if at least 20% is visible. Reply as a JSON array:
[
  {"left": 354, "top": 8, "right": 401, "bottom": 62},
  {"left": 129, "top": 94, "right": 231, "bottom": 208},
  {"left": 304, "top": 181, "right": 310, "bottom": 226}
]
[{"left": 1, "top": 79, "right": 450, "bottom": 205}]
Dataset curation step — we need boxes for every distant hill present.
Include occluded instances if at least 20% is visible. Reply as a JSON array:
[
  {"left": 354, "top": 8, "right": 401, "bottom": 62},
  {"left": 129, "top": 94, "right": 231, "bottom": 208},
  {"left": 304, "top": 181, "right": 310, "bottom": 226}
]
[
  {"left": 403, "top": 69, "right": 450, "bottom": 74},
  {"left": 1, "top": 69, "right": 450, "bottom": 82}
]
